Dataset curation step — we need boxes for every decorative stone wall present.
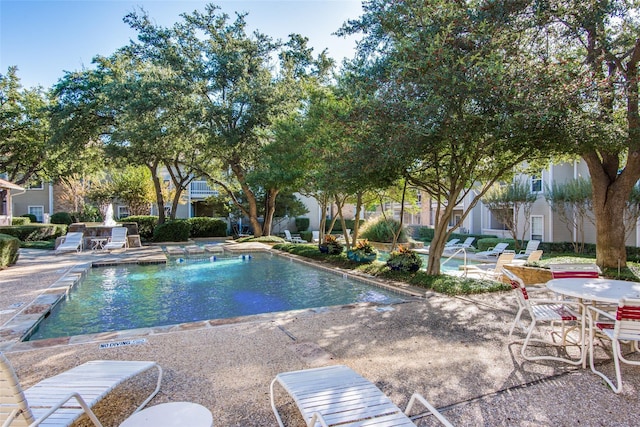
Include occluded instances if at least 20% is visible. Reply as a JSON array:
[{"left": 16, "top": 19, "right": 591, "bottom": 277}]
[{"left": 504, "top": 265, "right": 552, "bottom": 285}]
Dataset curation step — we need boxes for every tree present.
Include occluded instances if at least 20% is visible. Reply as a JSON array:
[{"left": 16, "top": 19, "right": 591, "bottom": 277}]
[
  {"left": 534, "top": 0, "right": 640, "bottom": 267},
  {"left": 111, "top": 166, "right": 155, "bottom": 216},
  {"left": 124, "top": 5, "right": 329, "bottom": 236},
  {"left": 482, "top": 180, "right": 538, "bottom": 250},
  {"left": 340, "top": 0, "right": 569, "bottom": 274},
  {"left": 545, "top": 178, "right": 594, "bottom": 253}
]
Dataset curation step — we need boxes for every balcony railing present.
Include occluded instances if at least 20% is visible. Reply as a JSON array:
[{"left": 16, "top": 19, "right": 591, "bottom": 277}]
[{"left": 190, "top": 181, "right": 219, "bottom": 199}]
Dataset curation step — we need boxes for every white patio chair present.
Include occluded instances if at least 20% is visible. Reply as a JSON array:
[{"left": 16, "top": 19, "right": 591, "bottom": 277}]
[
  {"left": 475, "top": 242, "right": 509, "bottom": 258},
  {"left": 549, "top": 263, "right": 601, "bottom": 279},
  {"left": 104, "top": 226, "right": 128, "bottom": 251},
  {"left": 0, "top": 352, "right": 162, "bottom": 427},
  {"left": 464, "top": 252, "right": 514, "bottom": 281},
  {"left": 587, "top": 298, "right": 640, "bottom": 393},
  {"left": 503, "top": 268, "right": 586, "bottom": 365},
  {"left": 54, "top": 232, "right": 84, "bottom": 254},
  {"left": 270, "top": 365, "right": 453, "bottom": 427},
  {"left": 284, "top": 229, "right": 305, "bottom": 244},
  {"left": 513, "top": 240, "right": 540, "bottom": 259},
  {"left": 510, "top": 249, "right": 543, "bottom": 266}
]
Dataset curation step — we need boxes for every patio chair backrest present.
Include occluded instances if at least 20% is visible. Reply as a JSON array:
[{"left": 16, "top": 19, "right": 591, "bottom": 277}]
[
  {"left": 111, "top": 227, "right": 127, "bottom": 241},
  {"left": 493, "top": 242, "right": 509, "bottom": 252},
  {"left": 445, "top": 238, "right": 460, "bottom": 246},
  {"left": 461, "top": 237, "right": 475, "bottom": 247},
  {"left": 522, "top": 240, "right": 540, "bottom": 254},
  {"left": 614, "top": 298, "right": 640, "bottom": 342},
  {"left": 550, "top": 263, "right": 600, "bottom": 279},
  {"left": 503, "top": 268, "right": 532, "bottom": 314},
  {"left": 527, "top": 250, "right": 543, "bottom": 263},
  {"left": 0, "top": 352, "right": 36, "bottom": 425},
  {"left": 64, "top": 232, "right": 84, "bottom": 243}
]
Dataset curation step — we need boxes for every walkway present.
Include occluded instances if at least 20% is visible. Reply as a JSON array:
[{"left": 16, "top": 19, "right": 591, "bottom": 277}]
[{"left": 0, "top": 247, "right": 638, "bottom": 426}]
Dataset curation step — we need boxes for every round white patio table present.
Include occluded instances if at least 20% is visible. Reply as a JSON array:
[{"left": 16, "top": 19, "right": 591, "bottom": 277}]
[
  {"left": 546, "top": 278, "right": 640, "bottom": 304},
  {"left": 119, "top": 402, "right": 213, "bottom": 427}
]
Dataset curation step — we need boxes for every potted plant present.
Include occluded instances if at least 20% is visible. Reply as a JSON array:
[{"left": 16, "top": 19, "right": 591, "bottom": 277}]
[
  {"left": 319, "top": 234, "right": 344, "bottom": 255},
  {"left": 347, "top": 239, "right": 378, "bottom": 263},
  {"left": 386, "top": 245, "right": 423, "bottom": 272}
]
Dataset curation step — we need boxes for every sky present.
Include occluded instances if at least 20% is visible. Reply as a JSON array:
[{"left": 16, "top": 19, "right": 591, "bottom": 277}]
[{"left": 0, "top": 0, "right": 364, "bottom": 89}]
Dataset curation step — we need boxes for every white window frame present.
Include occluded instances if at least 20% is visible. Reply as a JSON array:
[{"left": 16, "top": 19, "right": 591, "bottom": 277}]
[
  {"left": 530, "top": 215, "right": 544, "bottom": 241},
  {"left": 28, "top": 205, "right": 44, "bottom": 222},
  {"left": 117, "top": 205, "right": 130, "bottom": 219},
  {"left": 530, "top": 174, "right": 543, "bottom": 194}
]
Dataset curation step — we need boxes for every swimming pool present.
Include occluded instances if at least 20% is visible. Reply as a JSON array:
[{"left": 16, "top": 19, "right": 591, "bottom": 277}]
[{"left": 27, "top": 253, "right": 406, "bottom": 341}]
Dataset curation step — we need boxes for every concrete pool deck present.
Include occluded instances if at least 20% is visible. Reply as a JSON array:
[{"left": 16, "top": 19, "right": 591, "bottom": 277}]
[{"left": 1, "top": 245, "right": 639, "bottom": 426}]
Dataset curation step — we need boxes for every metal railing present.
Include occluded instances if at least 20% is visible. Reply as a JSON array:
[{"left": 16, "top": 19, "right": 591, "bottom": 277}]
[
  {"left": 190, "top": 181, "right": 218, "bottom": 198},
  {"left": 441, "top": 247, "right": 468, "bottom": 276}
]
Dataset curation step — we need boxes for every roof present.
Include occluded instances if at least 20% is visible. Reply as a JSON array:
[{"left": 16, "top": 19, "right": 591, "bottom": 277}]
[{"left": 0, "top": 178, "right": 25, "bottom": 191}]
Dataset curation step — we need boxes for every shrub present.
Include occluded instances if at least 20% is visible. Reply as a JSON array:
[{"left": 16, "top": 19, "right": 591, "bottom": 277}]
[
  {"left": 325, "top": 219, "right": 362, "bottom": 232},
  {"left": 0, "top": 233, "right": 20, "bottom": 268},
  {"left": 360, "top": 217, "right": 408, "bottom": 243},
  {"left": 319, "top": 234, "right": 344, "bottom": 255},
  {"left": 21, "top": 213, "right": 38, "bottom": 223},
  {"left": 188, "top": 217, "right": 227, "bottom": 237},
  {"left": 50, "top": 211, "right": 74, "bottom": 225},
  {"left": 417, "top": 227, "right": 435, "bottom": 241},
  {"left": 299, "top": 231, "right": 312, "bottom": 242},
  {"left": 0, "top": 224, "right": 66, "bottom": 241},
  {"left": 386, "top": 245, "right": 423, "bottom": 272},
  {"left": 11, "top": 217, "right": 30, "bottom": 225},
  {"left": 295, "top": 217, "right": 310, "bottom": 232},
  {"left": 126, "top": 215, "right": 159, "bottom": 240},
  {"left": 152, "top": 220, "right": 191, "bottom": 242}
]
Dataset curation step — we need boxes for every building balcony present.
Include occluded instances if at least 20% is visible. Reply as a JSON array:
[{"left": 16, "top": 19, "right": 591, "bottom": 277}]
[{"left": 190, "top": 181, "right": 219, "bottom": 199}]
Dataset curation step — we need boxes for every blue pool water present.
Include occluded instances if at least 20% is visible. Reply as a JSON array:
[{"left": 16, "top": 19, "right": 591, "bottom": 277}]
[{"left": 27, "top": 253, "right": 405, "bottom": 340}]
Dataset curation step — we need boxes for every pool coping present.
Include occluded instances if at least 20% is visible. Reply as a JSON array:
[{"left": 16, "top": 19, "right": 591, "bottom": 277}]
[{"left": 0, "top": 246, "right": 424, "bottom": 351}]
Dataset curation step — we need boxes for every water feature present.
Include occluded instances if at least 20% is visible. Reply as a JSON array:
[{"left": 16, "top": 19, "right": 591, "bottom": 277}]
[{"left": 103, "top": 203, "right": 117, "bottom": 226}]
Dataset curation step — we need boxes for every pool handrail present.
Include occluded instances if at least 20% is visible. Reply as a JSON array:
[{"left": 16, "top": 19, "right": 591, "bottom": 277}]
[{"left": 440, "top": 247, "right": 468, "bottom": 274}]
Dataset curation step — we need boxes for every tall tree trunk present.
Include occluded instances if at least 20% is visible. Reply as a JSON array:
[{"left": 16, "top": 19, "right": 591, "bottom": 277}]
[
  {"left": 148, "top": 161, "right": 165, "bottom": 225},
  {"left": 263, "top": 188, "right": 279, "bottom": 236},
  {"left": 585, "top": 152, "right": 637, "bottom": 268}
]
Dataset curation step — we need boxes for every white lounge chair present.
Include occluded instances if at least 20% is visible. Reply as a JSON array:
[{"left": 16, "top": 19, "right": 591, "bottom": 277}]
[
  {"left": 284, "top": 230, "right": 305, "bottom": 244},
  {"left": 463, "top": 252, "right": 515, "bottom": 281},
  {"left": 513, "top": 240, "right": 540, "bottom": 259},
  {"left": 104, "top": 227, "right": 128, "bottom": 251},
  {"left": 0, "top": 352, "right": 162, "bottom": 427},
  {"left": 475, "top": 242, "right": 510, "bottom": 258},
  {"left": 270, "top": 365, "right": 453, "bottom": 427},
  {"left": 423, "top": 238, "right": 460, "bottom": 254},
  {"left": 444, "top": 237, "right": 475, "bottom": 252},
  {"left": 55, "top": 232, "right": 84, "bottom": 254}
]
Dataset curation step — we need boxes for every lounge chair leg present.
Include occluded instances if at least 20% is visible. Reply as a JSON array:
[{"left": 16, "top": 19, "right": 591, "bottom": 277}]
[{"left": 405, "top": 393, "right": 453, "bottom": 427}]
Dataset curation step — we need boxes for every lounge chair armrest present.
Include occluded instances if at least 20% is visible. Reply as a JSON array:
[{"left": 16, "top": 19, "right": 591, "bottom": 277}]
[
  {"left": 405, "top": 393, "right": 453, "bottom": 427},
  {"left": 307, "top": 412, "right": 330, "bottom": 427},
  {"left": 29, "top": 392, "right": 103, "bottom": 427}
]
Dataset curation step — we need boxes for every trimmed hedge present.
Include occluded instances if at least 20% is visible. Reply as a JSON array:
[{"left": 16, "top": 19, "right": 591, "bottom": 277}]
[
  {"left": 476, "top": 237, "right": 516, "bottom": 251},
  {"left": 295, "top": 217, "right": 310, "bottom": 232},
  {"left": 326, "top": 219, "right": 362, "bottom": 232},
  {"left": 11, "top": 217, "right": 30, "bottom": 225},
  {"left": 0, "top": 233, "right": 20, "bottom": 268},
  {"left": 153, "top": 220, "right": 191, "bottom": 242},
  {"left": 0, "top": 224, "right": 66, "bottom": 241},
  {"left": 188, "top": 217, "right": 227, "bottom": 237},
  {"left": 21, "top": 213, "right": 38, "bottom": 223},
  {"left": 125, "top": 215, "right": 159, "bottom": 240},
  {"left": 50, "top": 211, "right": 74, "bottom": 225}
]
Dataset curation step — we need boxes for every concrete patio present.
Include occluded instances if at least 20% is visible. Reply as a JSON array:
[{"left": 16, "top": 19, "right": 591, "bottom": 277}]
[{"left": 0, "top": 246, "right": 638, "bottom": 426}]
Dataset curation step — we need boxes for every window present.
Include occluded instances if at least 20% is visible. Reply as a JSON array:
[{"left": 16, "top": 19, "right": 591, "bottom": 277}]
[
  {"left": 28, "top": 206, "right": 44, "bottom": 222},
  {"left": 531, "top": 174, "right": 542, "bottom": 193},
  {"left": 27, "top": 180, "right": 43, "bottom": 190},
  {"left": 117, "top": 206, "right": 130, "bottom": 219},
  {"left": 531, "top": 215, "right": 543, "bottom": 241}
]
